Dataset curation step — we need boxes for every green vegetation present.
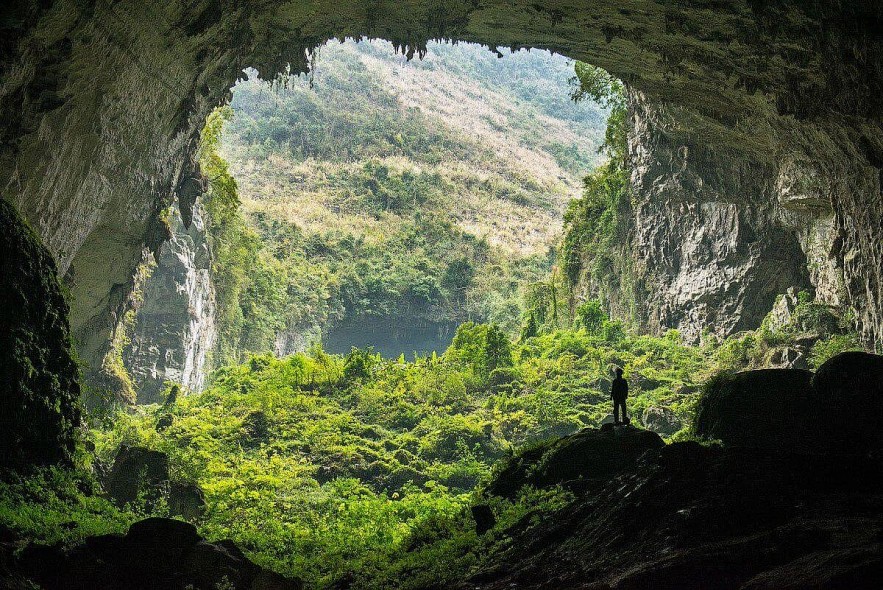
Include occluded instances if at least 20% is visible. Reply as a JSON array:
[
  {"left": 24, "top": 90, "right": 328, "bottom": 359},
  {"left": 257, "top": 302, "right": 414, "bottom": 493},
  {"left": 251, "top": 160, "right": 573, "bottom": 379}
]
[
  {"left": 86, "top": 312, "right": 709, "bottom": 587},
  {"left": 559, "top": 63, "right": 641, "bottom": 324},
  {"left": 0, "top": 468, "right": 133, "bottom": 546},
  {"left": 713, "top": 289, "right": 862, "bottom": 371}
]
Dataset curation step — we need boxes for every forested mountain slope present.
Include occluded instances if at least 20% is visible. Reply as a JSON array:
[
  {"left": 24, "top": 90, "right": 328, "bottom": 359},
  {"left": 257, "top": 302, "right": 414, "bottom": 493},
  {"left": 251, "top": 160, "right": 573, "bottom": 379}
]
[{"left": 217, "top": 40, "right": 607, "bottom": 357}]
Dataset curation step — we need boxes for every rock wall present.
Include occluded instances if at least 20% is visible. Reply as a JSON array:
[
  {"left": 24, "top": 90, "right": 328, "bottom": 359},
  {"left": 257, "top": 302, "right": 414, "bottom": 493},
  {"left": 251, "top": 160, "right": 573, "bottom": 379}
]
[
  {"left": 614, "top": 85, "right": 879, "bottom": 343},
  {"left": 0, "top": 199, "right": 81, "bottom": 468},
  {"left": 1, "top": 0, "right": 882, "bottom": 391},
  {"left": 622, "top": 91, "right": 814, "bottom": 341},
  {"left": 123, "top": 202, "right": 216, "bottom": 403}
]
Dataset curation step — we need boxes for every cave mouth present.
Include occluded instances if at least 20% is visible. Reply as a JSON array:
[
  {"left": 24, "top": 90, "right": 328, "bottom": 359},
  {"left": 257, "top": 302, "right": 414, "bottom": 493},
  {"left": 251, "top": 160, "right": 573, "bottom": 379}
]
[
  {"left": 60, "top": 36, "right": 865, "bottom": 587},
  {"left": 2, "top": 3, "right": 883, "bottom": 588},
  {"left": 118, "top": 37, "right": 615, "bottom": 404}
]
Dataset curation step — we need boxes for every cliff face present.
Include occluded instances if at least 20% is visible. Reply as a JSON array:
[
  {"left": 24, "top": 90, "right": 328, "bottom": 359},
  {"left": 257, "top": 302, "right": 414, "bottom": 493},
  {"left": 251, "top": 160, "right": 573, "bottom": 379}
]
[
  {"left": 614, "top": 90, "right": 872, "bottom": 342},
  {"left": 621, "top": 92, "right": 813, "bottom": 340},
  {"left": 1, "top": 0, "right": 882, "bottom": 390},
  {"left": 123, "top": 203, "right": 216, "bottom": 403}
]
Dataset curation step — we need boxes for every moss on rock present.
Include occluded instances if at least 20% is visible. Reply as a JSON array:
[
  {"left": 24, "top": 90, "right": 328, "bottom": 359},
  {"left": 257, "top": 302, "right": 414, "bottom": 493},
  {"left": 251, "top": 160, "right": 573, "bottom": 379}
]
[{"left": 0, "top": 198, "right": 81, "bottom": 469}]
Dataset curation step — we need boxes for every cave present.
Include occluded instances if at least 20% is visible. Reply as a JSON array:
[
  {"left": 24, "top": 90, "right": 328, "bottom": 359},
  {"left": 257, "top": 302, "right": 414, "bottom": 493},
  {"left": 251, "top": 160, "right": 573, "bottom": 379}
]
[
  {"left": 2, "top": 1, "right": 883, "bottom": 588},
  {"left": 3, "top": 0, "right": 882, "bottom": 375}
]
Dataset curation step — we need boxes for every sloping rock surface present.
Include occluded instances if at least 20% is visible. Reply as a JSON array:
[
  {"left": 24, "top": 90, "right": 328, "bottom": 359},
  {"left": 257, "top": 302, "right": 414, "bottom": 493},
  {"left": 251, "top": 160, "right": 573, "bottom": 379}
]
[
  {"left": 459, "top": 439, "right": 883, "bottom": 590},
  {"left": 487, "top": 425, "right": 664, "bottom": 499}
]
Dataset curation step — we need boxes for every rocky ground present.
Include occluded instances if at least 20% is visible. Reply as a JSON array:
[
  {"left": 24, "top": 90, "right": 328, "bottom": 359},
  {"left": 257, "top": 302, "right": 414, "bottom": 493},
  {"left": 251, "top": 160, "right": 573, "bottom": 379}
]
[
  {"left": 1, "top": 518, "right": 302, "bottom": 590},
  {"left": 453, "top": 432, "right": 883, "bottom": 590},
  {"left": 438, "top": 352, "right": 883, "bottom": 590}
]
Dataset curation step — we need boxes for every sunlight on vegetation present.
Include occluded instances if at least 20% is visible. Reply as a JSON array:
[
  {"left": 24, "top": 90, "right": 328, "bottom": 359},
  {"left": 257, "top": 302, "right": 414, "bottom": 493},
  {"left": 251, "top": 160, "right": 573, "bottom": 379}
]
[{"left": 88, "top": 313, "right": 710, "bottom": 586}]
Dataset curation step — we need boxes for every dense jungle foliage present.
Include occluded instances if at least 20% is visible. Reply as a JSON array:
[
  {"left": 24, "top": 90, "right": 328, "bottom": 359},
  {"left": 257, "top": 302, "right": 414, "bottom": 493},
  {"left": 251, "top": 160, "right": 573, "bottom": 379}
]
[{"left": 88, "top": 312, "right": 709, "bottom": 587}]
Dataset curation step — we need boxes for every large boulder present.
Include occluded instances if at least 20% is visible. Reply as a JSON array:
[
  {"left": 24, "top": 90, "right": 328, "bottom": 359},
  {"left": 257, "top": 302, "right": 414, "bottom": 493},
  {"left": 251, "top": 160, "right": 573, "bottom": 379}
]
[
  {"left": 695, "top": 356, "right": 883, "bottom": 456},
  {"left": 641, "top": 406, "right": 682, "bottom": 436},
  {"left": 103, "top": 446, "right": 170, "bottom": 507},
  {"left": 693, "top": 369, "right": 816, "bottom": 452},
  {"left": 103, "top": 446, "right": 205, "bottom": 519},
  {"left": 17, "top": 518, "right": 302, "bottom": 590},
  {"left": 812, "top": 351, "right": 883, "bottom": 453},
  {"left": 486, "top": 426, "right": 664, "bottom": 498},
  {"left": 169, "top": 482, "right": 206, "bottom": 521}
]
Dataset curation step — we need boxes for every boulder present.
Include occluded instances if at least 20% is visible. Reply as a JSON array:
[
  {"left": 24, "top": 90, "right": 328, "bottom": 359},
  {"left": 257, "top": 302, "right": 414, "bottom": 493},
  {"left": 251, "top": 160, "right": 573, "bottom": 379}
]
[
  {"left": 126, "top": 518, "right": 200, "bottom": 548},
  {"left": 641, "top": 406, "right": 682, "bottom": 436},
  {"left": 693, "top": 369, "right": 815, "bottom": 452},
  {"left": 17, "top": 518, "right": 303, "bottom": 590},
  {"left": 103, "top": 446, "right": 205, "bottom": 519},
  {"left": 122, "top": 518, "right": 202, "bottom": 570},
  {"left": 156, "top": 414, "right": 174, "bottom": 431},
  {"left": 183, "top": 540, "right": 258, "bottom": 589},
  {"left": 695, "top": 356, "right": 883, "bottom": 456},
  {"left": 103, "top": 446, "right": 170, "bottom": 507},
  {"left": 241, "top": 411, "right": 270, "bottom": 447},
  {"left": 769, "top": 346, "right": 809, "bottom": 370},
  {"left": 812, "top": 351, "right": 883, "bottom": 453},
  {"left": 169, "top": 482, "right": 206, "bottom": 521},
  {"left": 471, "top": 504, "right": 496, "bottom": 535},
  {"left": 486, "top": 426, "right": 664, "bottom": 498}
]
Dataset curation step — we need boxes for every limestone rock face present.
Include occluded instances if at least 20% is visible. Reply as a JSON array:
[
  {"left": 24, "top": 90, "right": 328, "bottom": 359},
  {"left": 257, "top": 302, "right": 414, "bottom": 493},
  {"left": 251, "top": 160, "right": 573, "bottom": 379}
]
[
  {"left": 123, "top": 203, "right": 216, "bottom": 403},
  {"left": 1, "top": 0, "right": 882, "bottom": 386},
  {"left": 623, "top": 91, "right": 815, "bottom": 341},
  {"left": 0, "top": 199, "right": 81, "bottom": 468},
  {"left": 102, "top": 445, "right": 170, "bottom": 507}
]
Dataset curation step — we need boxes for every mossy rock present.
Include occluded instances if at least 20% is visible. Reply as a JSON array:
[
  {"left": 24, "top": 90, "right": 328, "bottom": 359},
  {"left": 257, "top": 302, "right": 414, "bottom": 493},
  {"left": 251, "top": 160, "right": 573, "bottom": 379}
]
[
  {"left": 693, "top": 369, "right": 815, "bottom": 452},
  {"left": 812, "top": 352, "right": 883, "bottom": 452},
  {"left": 0, "top": 199, "right": 81, "bottom": 468},
  {"left": 486, "top": 426, "right": 664, "bottom": 499}
]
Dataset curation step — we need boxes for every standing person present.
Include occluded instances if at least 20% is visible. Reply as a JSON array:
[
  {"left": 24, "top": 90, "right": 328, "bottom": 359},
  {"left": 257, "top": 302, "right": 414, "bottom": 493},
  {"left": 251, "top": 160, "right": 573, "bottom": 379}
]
[{"left": 611, "top": 367, "right": 628, "bottom": 425}]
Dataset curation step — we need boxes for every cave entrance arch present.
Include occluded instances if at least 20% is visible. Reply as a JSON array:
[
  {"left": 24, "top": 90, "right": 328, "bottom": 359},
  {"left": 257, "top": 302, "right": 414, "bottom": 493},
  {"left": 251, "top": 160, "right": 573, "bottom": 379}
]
[{"left": 3, "top": 0, "right": 882, "bottom": 389}]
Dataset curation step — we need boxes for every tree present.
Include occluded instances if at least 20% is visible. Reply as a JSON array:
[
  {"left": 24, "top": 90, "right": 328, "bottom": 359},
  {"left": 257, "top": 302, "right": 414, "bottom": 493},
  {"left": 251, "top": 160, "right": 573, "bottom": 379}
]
[{"left": 576, "top": 300, "right": 606, "bottom": 335}]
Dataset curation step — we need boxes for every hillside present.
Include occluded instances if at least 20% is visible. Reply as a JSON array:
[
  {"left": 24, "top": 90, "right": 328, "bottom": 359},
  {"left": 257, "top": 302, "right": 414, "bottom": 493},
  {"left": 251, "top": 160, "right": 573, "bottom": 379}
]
[{"left": 216, "top": 40, "right": 608, "bottom": 358}]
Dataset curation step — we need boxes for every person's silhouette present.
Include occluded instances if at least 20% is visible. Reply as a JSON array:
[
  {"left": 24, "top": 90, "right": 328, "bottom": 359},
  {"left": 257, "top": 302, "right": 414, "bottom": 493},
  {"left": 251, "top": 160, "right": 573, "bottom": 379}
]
[{"left": 611, "top": 368, "right": 628, "bottom": 425}]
